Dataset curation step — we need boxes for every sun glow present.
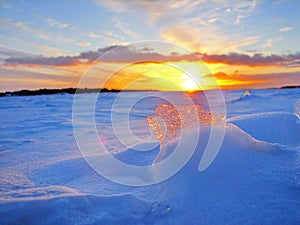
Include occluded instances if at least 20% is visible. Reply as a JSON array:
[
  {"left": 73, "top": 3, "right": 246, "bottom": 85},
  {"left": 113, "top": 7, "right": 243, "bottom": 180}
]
[
  {"left": 99, "top": 61, "right": 217, "bottom": 91},
  {"left": 181, "top": 74, "right": 199, "bottom": 91}
]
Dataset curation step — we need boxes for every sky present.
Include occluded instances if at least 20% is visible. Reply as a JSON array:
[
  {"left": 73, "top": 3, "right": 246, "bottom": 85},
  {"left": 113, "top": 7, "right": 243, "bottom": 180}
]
[{"left": 0, "top": 0, "right": 300, "bottom": 91}]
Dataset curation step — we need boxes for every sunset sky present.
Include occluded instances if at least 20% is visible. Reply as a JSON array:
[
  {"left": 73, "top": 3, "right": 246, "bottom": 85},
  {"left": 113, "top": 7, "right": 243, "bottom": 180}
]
[{"left": 1, "top": 0, "right": 300, "bottom": 91}]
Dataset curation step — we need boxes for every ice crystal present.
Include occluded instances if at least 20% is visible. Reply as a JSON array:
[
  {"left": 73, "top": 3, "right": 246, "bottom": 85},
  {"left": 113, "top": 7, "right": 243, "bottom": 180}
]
[{"left": 147, "top": 104, "right": 225, "bottom": 142}]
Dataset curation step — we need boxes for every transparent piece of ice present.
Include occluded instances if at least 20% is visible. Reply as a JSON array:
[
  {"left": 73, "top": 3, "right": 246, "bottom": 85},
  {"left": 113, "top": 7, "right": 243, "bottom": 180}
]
[{"left": 147, "top": 104, "right": 225, "bottom": 142}]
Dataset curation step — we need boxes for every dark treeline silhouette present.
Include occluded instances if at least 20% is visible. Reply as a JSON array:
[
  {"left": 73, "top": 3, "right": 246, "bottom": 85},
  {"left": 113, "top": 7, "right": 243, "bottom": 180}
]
[
  {"left": 0, "top": 88, "right": 120, "bottom": 97},
  {"left": 0, "top": 85, "right": 299, "bottom": 97},
  {"left": 280, "top": 85, "right": 300, "bottom": 89}
]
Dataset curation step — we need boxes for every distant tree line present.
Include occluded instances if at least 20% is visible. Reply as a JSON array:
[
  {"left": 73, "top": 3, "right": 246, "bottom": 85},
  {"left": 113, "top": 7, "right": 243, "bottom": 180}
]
[
  {"left": 0, "top": 88, "right": 120, "bottom": 97},
  {"left": 280, "top": 85, "right": 300, "bottom": 89},
  {"left": 0, "top": 85, "right": 299, "bottom": 97}
]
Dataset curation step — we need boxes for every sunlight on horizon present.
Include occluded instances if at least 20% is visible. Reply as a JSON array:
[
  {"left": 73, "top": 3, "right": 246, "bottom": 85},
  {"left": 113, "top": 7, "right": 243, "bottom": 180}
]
[
  {"left": 98, "top": 61, "right": 217, "bottom": 91},
  {"left": 180, "top": 74, "right": 199, "bottom": 91}
]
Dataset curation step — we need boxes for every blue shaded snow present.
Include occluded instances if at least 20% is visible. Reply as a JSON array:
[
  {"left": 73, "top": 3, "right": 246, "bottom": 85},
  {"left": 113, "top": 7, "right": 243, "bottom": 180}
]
[{"left": 0, "top": 89, "right": 300, "bottom": 224}]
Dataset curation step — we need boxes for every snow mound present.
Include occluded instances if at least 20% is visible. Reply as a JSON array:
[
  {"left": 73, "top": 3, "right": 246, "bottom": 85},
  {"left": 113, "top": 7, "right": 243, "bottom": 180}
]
[
  {"left": 228, "top": 112, "right": 300, "bottom": 148},
  {"left": 153, "top": 122, "right": 300, "bottom": 224},
  {"left": 230, "top": 90, "right": 263, "bottom": 103},
  {"left": 114, "top": 143, "right": 160, "bottom": 166}
]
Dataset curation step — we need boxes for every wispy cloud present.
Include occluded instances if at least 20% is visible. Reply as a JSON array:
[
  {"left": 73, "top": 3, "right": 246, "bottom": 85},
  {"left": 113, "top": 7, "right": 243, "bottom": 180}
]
[
  {"left": 0, "top": 18, "right": 37, "bottom": 33},
  {"left": 262, "top": 39, "right": 274, "bottom": 48},
  {"left": 96, "top": 0, "right": 204, "bottom": 24},
  {"left": 154, "top": 0, "right": 261, "bottom": 53},
  {"left": 95, "top": 0, "right": 263, "bottom": 54},
  {"left": 160, "top": 22, "right": 260, "bottom": 53},
  {"left": 83, "top": 30, "right": 127, "bottom": 46},
  {"left": 66, "top": 38, "right": 90, "bottom": 47},
  {"left": 279, "top": 26, "right": 293, "bottom": 32},
  {"left": 0, "top": 18, "right": 91, "bottom": 52},
  {"left": 111, "top": 16, "right": 140, "bottom": 39},
  {"left": 0, "top": 33, "right": 72, "bottom": 57},
  {"left": 0, "top": 67, "right": 79, "bottom": 91},
  {"left": 214, "top": 71, "right": 300, "bottom": 89},
  {"left": 208, "top": 18, "right": 218, "bottom": 23},
  {"left": 96, "top": 0, "right": 258, "bottom": 26},
  {"left": 45, "top": 18, "right": 69, "bottom": 29}
]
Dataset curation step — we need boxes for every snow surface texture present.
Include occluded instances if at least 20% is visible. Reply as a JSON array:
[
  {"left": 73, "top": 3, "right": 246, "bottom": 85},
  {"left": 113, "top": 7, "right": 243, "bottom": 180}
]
[{"left": 0, "top": 89, "right": 300, "bottom": 224}]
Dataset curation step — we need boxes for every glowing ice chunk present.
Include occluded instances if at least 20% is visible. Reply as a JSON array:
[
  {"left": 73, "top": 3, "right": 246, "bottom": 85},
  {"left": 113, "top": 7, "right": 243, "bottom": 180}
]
[{"left": 147, "top": 104, "right": 225, "bottom": 142}]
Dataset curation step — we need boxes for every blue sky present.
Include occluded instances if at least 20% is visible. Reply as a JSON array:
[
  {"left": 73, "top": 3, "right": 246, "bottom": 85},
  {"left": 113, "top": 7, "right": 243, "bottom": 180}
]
[{"left": 0, "top": 0, "right": 300, "bottom": 91}]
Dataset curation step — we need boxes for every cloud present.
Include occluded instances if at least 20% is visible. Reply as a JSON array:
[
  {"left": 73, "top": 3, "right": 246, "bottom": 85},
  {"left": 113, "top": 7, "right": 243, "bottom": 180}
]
[
  {"left": 0, "top": 33, "right": 72, "bottom": 57},
  {"left": 45, "top": 18, "right": 69, "bottom": 29},
  {"left": 0, "top": 18, "right": 37, "bottom": 33},
  {"left": 96, "top": 0, "right": 259, "bottom": 27},
  {"left": 82, "top": 30, "right": 128, "bottom": 46},
  {"left": 0, "top": 18, "right": 91, "bottom": 50},
  {"left": 200, "top": 52, "right": 300, "bottom": 67},
  {"left": 3, "top": 44, "right": 300, "bottom": 68},
  {"left": 0, "top": 47, "right": 36, "bottom": 59},
  {"left": 4, "top": 55, "right": 80, "bottom": 66},
  {"left": 78, "top": 46, "right": 120, "bottom": 61},
  {"left": 160, "top": 22, "right": 260, "bottom": 53},
  {"left": 279, "top": 26, "right": 293, "bottom": 32},
  {"left": 66, "top": 38, "right": 90, "bottom": 47},
  {"left": 0, "top": 67, "right": 77, "bottom": 82},
  {"left": 94, "top": 0, "right": 262, "bottom": 54},
  {"left": 0, "top": 67, "right": 79, "bottom": 91},
  {"left": 3, "top": 45, "right": 199, "bottom": 66},
  {"left": 213, "top": 71, "right": 300, "bottom": 89},
  {"left": 96, "top": 0, "right": 259, "bottom": 26},
  {"left": 208, "top": 18, "right": 218, "bottom": 23},
  {"left": 2, "top": 45, "right": 300, "bottom": 91},
  {"left": 96, "top": 0, "right": 204, "bottom": 24},
  {"left": 262, "top": 39, "right": 274, "bottom": 48},
  {"left": 160, "top": 25, "right": 203, "bottom": 51},
  {"left": 111, "top": 16, "right": 140, "bottom": 39},
  {"left": 155, "top": 0, "right": 261, "bottom": 53}
]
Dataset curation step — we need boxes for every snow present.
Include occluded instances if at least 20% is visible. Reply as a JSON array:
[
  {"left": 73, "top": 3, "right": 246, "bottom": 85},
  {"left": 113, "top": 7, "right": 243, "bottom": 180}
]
[{"left": 0, "top": 89, "right": 300, "bottom": 224}]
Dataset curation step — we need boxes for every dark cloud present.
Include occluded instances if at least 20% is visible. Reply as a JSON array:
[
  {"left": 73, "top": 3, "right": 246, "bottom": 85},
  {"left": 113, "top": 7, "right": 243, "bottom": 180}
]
[
  {"left": 3, "top": 44, "right": 300, "bottom": 67},
  {"left": 78, "top": 45, "right": 119, "bottom": 61},
  {"left": 87, "top": 45, "right": 197, "bottom": 63},
  {"left": 199, "top": 52, "right": 300, "bottom": 67},
  {"left": 3, "top": 46, "right": 120, "bottom": 66},
  {"left": 0, "top": 47, "right": 36, "bottom": 58},
  {"left": 3, "top": 45, "right": 198, "bottom": 66},
  {"left": 5, "top": 55, "right": 79, "bottom": 66}
]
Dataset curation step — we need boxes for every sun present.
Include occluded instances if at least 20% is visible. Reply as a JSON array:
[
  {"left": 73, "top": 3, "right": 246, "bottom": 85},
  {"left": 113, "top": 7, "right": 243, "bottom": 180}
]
[
  {"left": 181, "top": 74, "right": 198, "bottom": 92},
  {"left": 182, "top": 79, "right": 198, "bottom": 91}
]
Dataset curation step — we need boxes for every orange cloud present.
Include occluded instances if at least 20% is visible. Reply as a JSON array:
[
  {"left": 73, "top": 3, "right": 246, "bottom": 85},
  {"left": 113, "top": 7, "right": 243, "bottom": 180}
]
[{"left": 213, "top": 71, "right": 300, "bottom": 89}]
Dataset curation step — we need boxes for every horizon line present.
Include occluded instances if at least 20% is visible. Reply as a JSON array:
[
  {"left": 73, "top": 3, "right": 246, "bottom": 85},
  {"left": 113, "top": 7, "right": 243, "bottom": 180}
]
[{"left": 1, "top": 85, "right": 300, "bottom": 97}]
